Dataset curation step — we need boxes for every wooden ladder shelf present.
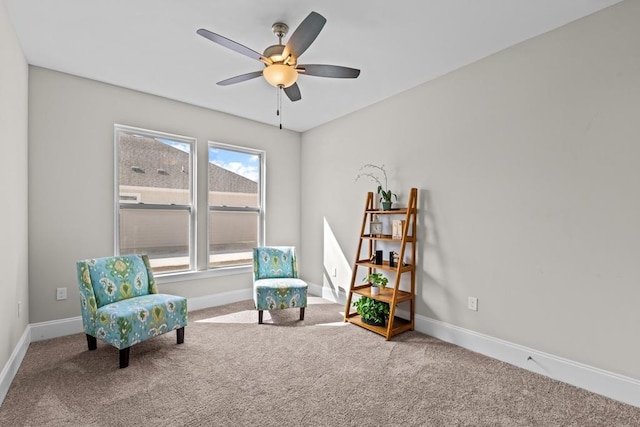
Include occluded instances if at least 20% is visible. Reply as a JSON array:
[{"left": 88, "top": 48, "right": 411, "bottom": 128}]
[{"left": 344, "top": 187, "right": 418, "bottom": 340}]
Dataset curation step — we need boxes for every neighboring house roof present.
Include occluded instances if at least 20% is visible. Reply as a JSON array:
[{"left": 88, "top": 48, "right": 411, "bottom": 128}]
[{"left": 118, "top": 133, "right": 257, "bottom": 193}]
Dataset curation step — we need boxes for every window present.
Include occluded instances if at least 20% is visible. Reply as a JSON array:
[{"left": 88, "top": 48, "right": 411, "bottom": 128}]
[
  {"left": 115, "top": 126, "right": 195, "bottom": 273},
  {"left": 115, "top": 126, "right": 264, "bottom": 276},
  {"left": 208, "top": 143, "right": 264, "bottom": 268}
]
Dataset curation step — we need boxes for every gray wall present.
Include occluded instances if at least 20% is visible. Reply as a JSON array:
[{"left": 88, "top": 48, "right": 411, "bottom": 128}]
[
  {"left": 28, "top": 66, "right": 301, "bottom": 323},
  {"left": 301, "top": 1, "right": 640, "bottom": 380},
  {"left": 0, "top": 0, "right": 29, "bottom": 373}
]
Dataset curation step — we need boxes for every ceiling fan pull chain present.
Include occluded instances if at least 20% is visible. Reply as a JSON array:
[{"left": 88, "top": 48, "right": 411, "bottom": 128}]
[{"left": 278, "top": 86, "right": 283, "bottom": 129}]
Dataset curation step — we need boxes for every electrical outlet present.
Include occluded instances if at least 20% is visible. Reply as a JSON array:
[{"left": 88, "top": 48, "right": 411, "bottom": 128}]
[
  {"left": 331, "top": 267, "right": 337, "bottom": 277},
  {"left": 56, "top": 287, "right": 67, "bottom": 301},
  {"left": 468, "top": 296, "right": 478, "bottom": 311}
]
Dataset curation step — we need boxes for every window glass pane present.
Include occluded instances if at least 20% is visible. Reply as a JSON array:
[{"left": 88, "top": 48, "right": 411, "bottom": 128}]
[
  {"left": 119, "top": 209, "right": 190, "bottom": 273},
  {"left": 116, "top": 126, "right": 194, "bottom": 275},
  {"left": 209, "top": 211, "right": 258, "bottom": 268},
  {"left": 119, "top": 133, "right": 191, "bottom": 205},
  {"left": 209, "top": 147, "right": 259, "bottom": 208}
]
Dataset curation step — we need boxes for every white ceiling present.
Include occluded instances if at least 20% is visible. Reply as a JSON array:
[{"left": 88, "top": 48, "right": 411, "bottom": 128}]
[{"left": 5, "top": 0, "right": 623, "bottom": 132}]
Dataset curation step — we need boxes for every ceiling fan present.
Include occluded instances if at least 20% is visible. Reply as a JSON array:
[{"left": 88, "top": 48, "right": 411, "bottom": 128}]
[{"left": 197, "top": 11, "right": 360, "bottom": 126}]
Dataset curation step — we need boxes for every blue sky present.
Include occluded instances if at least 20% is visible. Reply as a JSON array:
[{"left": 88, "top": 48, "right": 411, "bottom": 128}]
[
  {"left": 157, "top": 138, "right": 259, "bottom": 183},
  {"left": 209, "top": 147, "right": 259, "bottom": 182}
]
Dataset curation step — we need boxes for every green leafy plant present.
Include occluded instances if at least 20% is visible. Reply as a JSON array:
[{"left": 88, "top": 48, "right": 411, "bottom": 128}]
[
  {"left": 378, "top": 186, "right": 397, "bottom": 204},
  {"left": 355, "top": 164, "right": 397, "bottom": 204},
  {"left": 363, "top": 272, "right": 388, "bottom": 289},
  {"left": 353, "top": 296, "right": 390, "bottom": 326}
]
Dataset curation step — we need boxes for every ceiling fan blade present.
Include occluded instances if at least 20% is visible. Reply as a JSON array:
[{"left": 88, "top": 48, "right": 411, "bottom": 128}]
[
  {"left": 282, "top": 12, "right": 326, "bottom": 60},
  {"left": 297, "top": 64, "right": 360, "bottom": 79},
  {"left": 284, "top": 83, "right": 302, "bottom": 102},
  {"left": 197, "top": 28, "right": 270, "bottom": 64},
  {"left": 217, "top": 70, "right": 263, "bottom": 86}
]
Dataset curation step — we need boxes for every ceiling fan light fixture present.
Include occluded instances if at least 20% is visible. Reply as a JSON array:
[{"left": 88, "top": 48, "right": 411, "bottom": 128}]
[{"left": 263, "top": 63, "right": 298, "bottom": 88}]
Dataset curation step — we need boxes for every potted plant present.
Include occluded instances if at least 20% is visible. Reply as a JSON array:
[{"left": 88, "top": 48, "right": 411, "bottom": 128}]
[
  {"left": 363, "top": 272, "right": 388, "bottom": 296},
  {"left": 355, "top": 164, "right": 398, "bottom": 210},
  {"left": 353, "top": 296, "right": 390, "bottom": 326},
  {"left": 378, "top": 186, "right": 397, "bottom": 211}
]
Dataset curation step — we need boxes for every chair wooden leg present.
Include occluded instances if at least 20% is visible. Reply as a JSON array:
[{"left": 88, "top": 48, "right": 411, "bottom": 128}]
[
  {"left": 176, "top": 327, "right": 185, "bottom": 344},
  {"left": 300, "top": 307, "right": 305, "bottom": 321},
  {"left": 258, "top": 310, "right": 263, "bottom": 324},
  {"left": 86, "top": 334, "right": 97, "bottom": 351},
  {"left": 119, "top": 347, "right": 130, "bottom": 369}
]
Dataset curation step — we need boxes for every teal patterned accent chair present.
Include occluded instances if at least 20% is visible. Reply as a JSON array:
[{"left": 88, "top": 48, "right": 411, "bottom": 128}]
[
  {"left": 76, "top": 254, "right": 188, "bottom": 368},
  {"left": 253, "top": 246, "right": 308, "bottom": 324}
]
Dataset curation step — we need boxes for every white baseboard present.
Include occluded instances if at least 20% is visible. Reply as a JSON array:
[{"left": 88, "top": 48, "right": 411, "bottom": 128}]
[
  {"left": 319, "top": 283, "right": 347, "bottom": 303},
  {"left": 30, "top": 316, "right": 84, "bottom": 342},
  {"left": 25, "top": 284, "right": 322, "bottom": 343},
  {"left": 416, "top": 314, "right": 640, "bottom": 408},
  {"left": 307, "top": 282, "right": 324, "bottom": 298},
  {"left": 187, "top": 284, "right": 323, "bottom": 311},
  {"left": 186, "top": 288, "right": 253, "bottom": 311},
  {"left": 29, "top": 288, "right": 254, "bottom": 342},
  {"left": 320, "top": 285, "right": 640, "bottom": 408},
  {"left": 0, "top": 326, "right": 31, "bottom": 405}
]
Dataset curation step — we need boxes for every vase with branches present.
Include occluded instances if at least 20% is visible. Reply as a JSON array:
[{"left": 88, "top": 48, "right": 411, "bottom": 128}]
[{"left": 355, "top": 164, "right": 397, "bottom": 210}]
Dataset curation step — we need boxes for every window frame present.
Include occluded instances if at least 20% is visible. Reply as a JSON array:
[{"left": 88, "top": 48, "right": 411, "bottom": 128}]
[
  {"left": 207, "top": 141, "right": 266, "bottom": 270},
  {"left": 114, "top": 124, "right": 197, "bottom": 274}
]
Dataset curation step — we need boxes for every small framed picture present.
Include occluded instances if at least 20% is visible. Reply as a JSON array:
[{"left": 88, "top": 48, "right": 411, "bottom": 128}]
[
  {"left": 370, "top": 215, "right": 383, "bottom": 237},
  {"left": 392, "top": 220, "right": 405, "bottom": 239}
]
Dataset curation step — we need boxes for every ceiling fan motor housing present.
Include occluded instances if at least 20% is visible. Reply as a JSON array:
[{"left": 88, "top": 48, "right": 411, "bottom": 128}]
[
  {"left": 263, "top": 44, "right": 287, "bottom": 62},
  {"left": 271, "top": 22, "right": 289, "bottom": 39}
]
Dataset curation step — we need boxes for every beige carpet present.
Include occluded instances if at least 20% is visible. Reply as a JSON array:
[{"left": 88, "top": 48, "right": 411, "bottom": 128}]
[{"left": 1, "top": 298, "right": 639, "bottom": 426}]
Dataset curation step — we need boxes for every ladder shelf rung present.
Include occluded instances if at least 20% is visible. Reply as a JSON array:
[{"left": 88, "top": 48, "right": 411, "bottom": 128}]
[
  {"left": 355, "top": 260, "right": 413, "bottom": 273},
  {"left": 351, "top": 286, "right": 413, "bottom": 304},
  {"left": 361, "top": 234, "right": 415, "bottom": 242},
  {"left": 345, "top": 314, "right": 413, "bottom": 339}
]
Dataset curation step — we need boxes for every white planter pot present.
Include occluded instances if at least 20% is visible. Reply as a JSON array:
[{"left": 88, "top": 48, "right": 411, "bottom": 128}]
[{"left": 370, "top": 286, "right": 380, "bottom": 296}]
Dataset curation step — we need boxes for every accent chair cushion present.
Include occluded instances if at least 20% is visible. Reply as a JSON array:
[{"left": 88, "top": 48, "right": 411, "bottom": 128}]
[
  {"left": 95, "top": 294, "right": 188, "bottom": 349},
  {"left": 253, "top": 278, "right": 308, "bottom": 311},
  {"left": 86, "top": 255, "right": 150, "bottom": 307},
  {"left": 253, "top": 246, "right": 297, "bottom": 280}
]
